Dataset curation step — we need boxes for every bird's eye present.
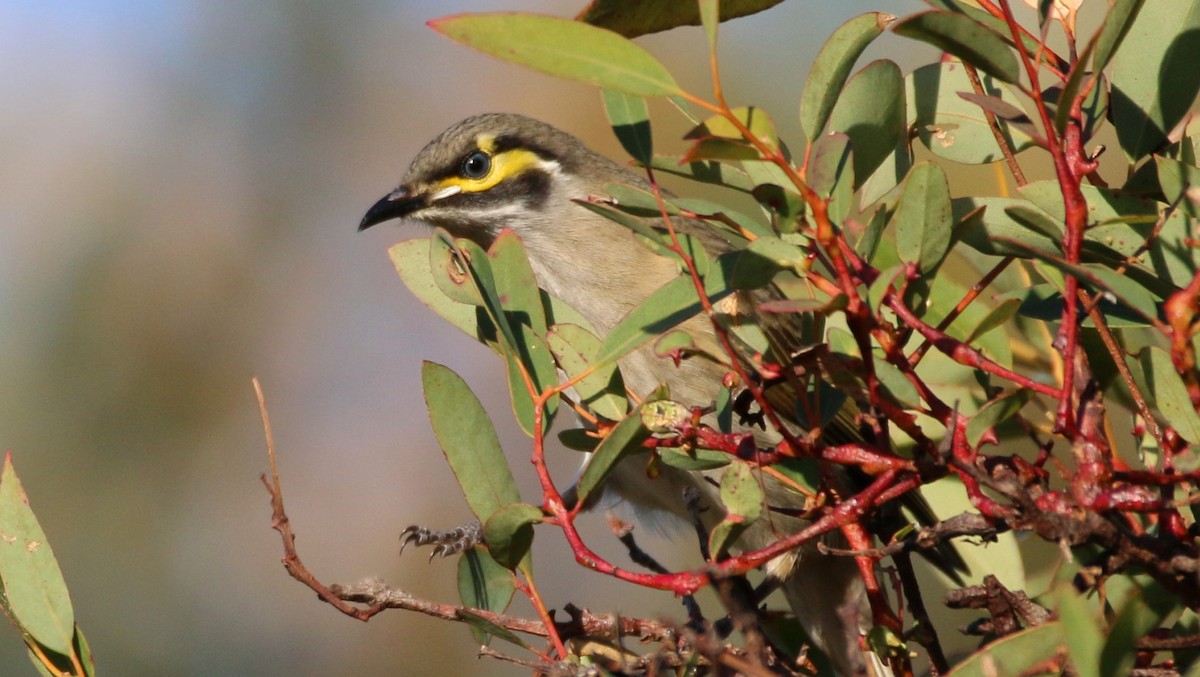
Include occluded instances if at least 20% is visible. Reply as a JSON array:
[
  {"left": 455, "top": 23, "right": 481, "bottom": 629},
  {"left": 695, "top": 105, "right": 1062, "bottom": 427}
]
[{"left": 461, "top": 150, "right": 491, "bottom": 179}]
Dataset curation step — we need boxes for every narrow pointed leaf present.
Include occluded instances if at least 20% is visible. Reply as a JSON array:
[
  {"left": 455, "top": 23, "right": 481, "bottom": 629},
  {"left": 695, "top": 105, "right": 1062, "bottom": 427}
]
[
  {"left": 577, "top": 0, "right": 784, "bottom": 39},
  {"left": 0, "top": 455, "right": 75, "bottom": 657},
  {"left": 457, "top": 547, "right": 516, "bottom": 643},
  {"left": 603, "top": 90, "right": 652, "bottom": 164},
  {"left": 1139, "top": 347, "right": 1200, "bottom": 444},
  {"left": 594, "top": 256, "right": 734, "bottom": 368},
  {"left": 1092, "top": 0, "right": 1146, "bottom": 74},
  {"left": 421, "top": 362, "right": 521, "bottom": 522},
  {"left": 574, "top": 389, "right": 666, "bottom": 505},
  {"left": 966, "top": 389, "right": 1031, "bottom": 446},
  {"left": 547, "top": 324, "right": 628, "bottom": 420},
  {"left": 646, "top": 156, "right": 755, "bottom": 192},
  {"left": 893, "top": 11, "right": 1020, "bottom": 84},
  {"left": 430, "top": 13, "right": 682, "bottom": 97}
]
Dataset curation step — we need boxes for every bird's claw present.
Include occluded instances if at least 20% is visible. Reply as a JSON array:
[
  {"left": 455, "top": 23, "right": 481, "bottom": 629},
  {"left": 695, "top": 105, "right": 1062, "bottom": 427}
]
[{"left": 399, "top": 521, "right": 483, "bottom": 560}]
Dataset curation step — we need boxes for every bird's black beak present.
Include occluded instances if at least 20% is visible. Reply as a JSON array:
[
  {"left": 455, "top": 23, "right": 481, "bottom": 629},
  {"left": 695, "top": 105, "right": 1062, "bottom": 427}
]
[{"left": 358, "top": 186, "right": 425, "bottom": 232}]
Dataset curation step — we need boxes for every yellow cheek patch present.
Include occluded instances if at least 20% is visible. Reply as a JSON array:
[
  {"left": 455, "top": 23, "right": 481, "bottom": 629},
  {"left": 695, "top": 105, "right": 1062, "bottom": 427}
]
[{"left": 436, "top": 149, "right": 548, "bottom": 194}]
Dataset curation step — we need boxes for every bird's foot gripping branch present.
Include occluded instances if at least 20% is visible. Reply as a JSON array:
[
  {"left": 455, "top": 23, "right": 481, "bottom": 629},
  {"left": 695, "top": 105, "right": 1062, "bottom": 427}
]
[{"left": 263, "top": 1, "right": 1200, "bottom": 675}]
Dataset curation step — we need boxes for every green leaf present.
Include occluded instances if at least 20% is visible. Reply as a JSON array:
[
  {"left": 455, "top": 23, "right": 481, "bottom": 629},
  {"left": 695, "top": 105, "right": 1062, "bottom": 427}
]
[
  {"left": 0, "top": 455, "right": 75, "bottom": 657},
  {"left": 1111, "top": 0, "right": 1200, "bottom": 161},
  {"left": 1056, "top": 586, "right": 1103, "bottom": 677},
  {"left": 1157, "top": 155, "right": 1200, "bottom": 219},
  {"left": 1049, "top": 55, "right": 1107, "bottom": 138},
  {"left": 1013, "top": 246, "right": 1162, "bottom": 325},
  {"left": 483, "top": 503, "right": 542, "bottom": 570},
  {"left": 966, "top": 389, "right": 1031, "bottom": 447},
  {"left": 954, "top": 197, "right": 1060, "bottom": 256},
  {"left": 457, "top": 609, "right": 531, "bottom": 650},
  {"left": 686, "top": 107, "right": 779, "bottom": 149},
  {"left": 710, "top": 461, "right": 764, "bottom": 557},
  {"left": 574, "top": 390, "right": 665, "bottom": 505},
  {"left": 646, "top": 156, "right": 755, "bottom": 193},
  {"left": 1019, "top": 181, "right": 1198, "bottom": 291},
  {"left": 429, "top": 13, "right": 682, "bottom": 97},
  {"left": 501, "top": 325, "right": 559, "bottom": 436},
  {"left": 429, "top": 231, "right": 487, "bottom": 307},
  {"left": 945, "top": 621, "right": 1065, "bottom": 676},
  {"left": 490, "top": 230, "right": 548, "bottom": 337},
  {"left": 730, "top": 236, "right": 805, "bottom": 289},
  {"left": 457, "top": 546, "right": 516, "bottom": 643},
  {"left": 827, "top": 59, "right": 906, "bottom": 189},
  {"left": 1093, "top": 0, "right": 1146, "bottom": 73},
  {"left": 893, "top": 11, "right": 1020, "bottom": 84},
  {"left": 594, "top": 255, "right": 734, "bottom": 368},
  {"left": 446, "top": 232, "right": 558, "bottom": 436},
  {"left": 390, "top": 238, "right": 487, "bottom": 340},
  {"left": 858, "top": 203, "right": 891, "bottom": 262},
  {"left": 966, "top": 297, "right": 1021, "bottom": 344},
  {"left": 1139, "top": 347, "right": 1200, "bottom": 444},
  {"left": 907, "top": 62, "right": 1034, "bottom": 165},
  {"left": 892, "top": 162, "right": 953, "bottom": 273},
  {"left": 1100, "top": 579, "right": 1176, "bottom": 677},
  {"left": 924, "top": 0, "right": 1055, "bottom": 70},
  {"left": 603, "top": 90, "right": 652, "bottom": 165},
  {"left": 658, "top": 447, "right": 732, "bottom": 471},
  {"left": 421, "top": 362, "right": 521, "bottom": 522},
  {"left": 875, "top": 359, "right": 921, "bottom": 408},
  {"left": 546, "top": 324, "right": 628, "bottom": 421},
  {"left": 809, "top": 131, "right": 854, "bottom": 224},
  {"left": 576, "top": 0, "right": 784, "bottom": 39},
  {"left": 719, "top": 461, "right": 763, "bottom": 520},
  {"left": 699, "top": 0, "right": 719, "bottom": 55},
  {"left": 867, "top": 265, "right": 903, "bottom": 310},
  {"left": 800, "top": 12, "right": 892, "bottom": 140}
]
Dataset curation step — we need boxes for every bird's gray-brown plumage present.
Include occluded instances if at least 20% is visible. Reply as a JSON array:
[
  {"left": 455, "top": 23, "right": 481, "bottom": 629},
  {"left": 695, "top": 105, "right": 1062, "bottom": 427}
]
[{"left": 361, "top": 113, "right": 959, "bottom": 676}]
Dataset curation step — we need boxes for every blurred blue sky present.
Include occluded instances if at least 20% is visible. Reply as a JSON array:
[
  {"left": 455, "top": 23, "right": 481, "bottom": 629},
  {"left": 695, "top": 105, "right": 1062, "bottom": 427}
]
[{"left": 0, "top": 1, "right": 936, "bottom": 674}]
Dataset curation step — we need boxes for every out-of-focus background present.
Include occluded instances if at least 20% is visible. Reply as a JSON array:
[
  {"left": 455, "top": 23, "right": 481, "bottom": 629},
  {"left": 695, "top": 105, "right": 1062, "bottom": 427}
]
[{"left": 0, "top": 1, "right": 948, "bottom": 674}]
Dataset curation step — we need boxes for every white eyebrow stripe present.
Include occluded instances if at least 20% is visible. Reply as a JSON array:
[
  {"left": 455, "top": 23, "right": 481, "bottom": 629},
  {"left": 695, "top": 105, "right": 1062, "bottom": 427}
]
[{"left": 430, "top": 185, "right": 462, "bottom": 201}]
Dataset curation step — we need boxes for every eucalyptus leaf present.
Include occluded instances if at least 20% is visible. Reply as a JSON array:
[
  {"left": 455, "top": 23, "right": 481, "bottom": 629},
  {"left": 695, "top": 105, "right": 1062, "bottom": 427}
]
[
  {"left": 547, "top": 323, "right": 628, "bottom": 421},
  {"left": 429, "top": 13, "right": 682, "bottom": 97},
  {"left": 1111, "top": 1, "right": 1200, "bottom": 161},
  {"left": 594, "top": 253, "right": 735, "bottom": 368},
  {"left": 0, "top": 456, "right": 75, "bottom": 656},
  {"left": 577, "top": 0, "right": 784, "bottom": 39},
  {"left": 483, "top": 503, "right": 543, "bottom": 571},
  {"left": 574, "top": 390, "right": 665, "bottom": 505},
  {"left": 603, "top": 89, "right": 652, "bottom": 164},
  {"left": 799, "top": 12, "right": 892, "bottom": 140},
  {"left": 893, "top": 11, "right": 1020, "bottom": 84},
  {"left": 827, "top": 59, "right": 905, "bottom": 189},
  {"left": 422, "top": 362, "right": 521, "bottom": 523},
  {"left": 1139, "top": 347, "right": 1200, "bottom": 444},
  {"left": 647, "top": 156, "right": 756, "bottom": 193},
  {"left": 907, "top": 62, "right": 1034, "bottom": 165},
  {"left": 966, "top": 389, "right": 1031, "bottom": 447},
  {"left": 457, "top": 547, "right": 516, "bottom": 643},
  {"left": 892, "top": 162, "right": 953, "bottom": 273},
  {"left": 943, "top": 622, "right": 1065, "bottom": 677},
  {"left": 390, "top": 239, "right": 488, "bottom": 339}
]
